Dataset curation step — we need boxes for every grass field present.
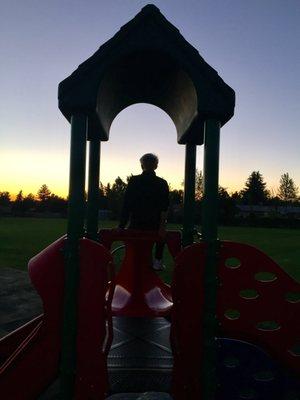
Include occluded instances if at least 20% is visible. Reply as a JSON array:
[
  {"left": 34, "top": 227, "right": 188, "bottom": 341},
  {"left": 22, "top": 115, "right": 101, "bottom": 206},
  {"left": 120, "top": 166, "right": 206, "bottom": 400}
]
[{"left": 0, "top": 217, "right": 299, "bottom": 282}]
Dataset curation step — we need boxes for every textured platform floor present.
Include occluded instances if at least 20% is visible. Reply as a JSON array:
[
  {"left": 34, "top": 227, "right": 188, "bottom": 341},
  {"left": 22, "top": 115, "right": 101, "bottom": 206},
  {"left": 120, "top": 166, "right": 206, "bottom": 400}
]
[
  {"left": 39, "top": 317, "right": 173, "bottom": 399},
  {"left": 108, "top": 317, "right": 173, "bottom": 394}
]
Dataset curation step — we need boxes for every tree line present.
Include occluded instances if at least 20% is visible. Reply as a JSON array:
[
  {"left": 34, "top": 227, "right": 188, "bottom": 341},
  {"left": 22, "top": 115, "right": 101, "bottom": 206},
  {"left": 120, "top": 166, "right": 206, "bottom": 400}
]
[
  {"left": 0, "top": 171, "right": 299, "bottom": 223},
  {"left": 195, "top": 170, "right": 299, "bottom": 204}
]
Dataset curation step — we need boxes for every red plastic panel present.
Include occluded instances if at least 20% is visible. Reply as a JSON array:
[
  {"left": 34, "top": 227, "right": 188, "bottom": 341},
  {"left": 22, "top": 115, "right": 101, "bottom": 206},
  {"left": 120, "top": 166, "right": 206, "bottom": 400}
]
[
  {"left": 75, "top": 239, "right": 114, "bottom": 399},
  {"left": 0, "top": 237, "right": 114, "bottom": 400},
  {"left": 170, "top": 244, "right": 206, "bottom": 399},
  {"left": 0, "top": 237, "right": 65, "bottom": 399},
  {"left": 99, "top": 229, "right": 181, "bottom": 317},
  {"left": 171, "top": 241, "right": 300, "bottom": 399},
  {"left": 218, "top": 241, "right": 300, "bottom": 375}
]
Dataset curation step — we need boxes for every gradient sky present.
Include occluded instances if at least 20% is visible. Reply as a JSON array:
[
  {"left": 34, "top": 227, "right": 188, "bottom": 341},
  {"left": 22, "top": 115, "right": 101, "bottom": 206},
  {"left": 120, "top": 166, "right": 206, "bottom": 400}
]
[{"left": 1, "top": 0, "right": 299, "bottom": 197}]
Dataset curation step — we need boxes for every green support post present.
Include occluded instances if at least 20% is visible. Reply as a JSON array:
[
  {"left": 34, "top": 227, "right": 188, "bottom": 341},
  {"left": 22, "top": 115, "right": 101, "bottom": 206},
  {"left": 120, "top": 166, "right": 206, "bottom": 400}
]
[
  {"left": 60, "top": 113, "right": 87, "bottom": 399},
  {"left": 201, "top": 119, "right": 221, "bottom": 399},
  {"left": 86, "top": 137, "right": 101, "bottom": 241},
  {"left": 182, "top": 143, "right": 197, "bottom": 247}
]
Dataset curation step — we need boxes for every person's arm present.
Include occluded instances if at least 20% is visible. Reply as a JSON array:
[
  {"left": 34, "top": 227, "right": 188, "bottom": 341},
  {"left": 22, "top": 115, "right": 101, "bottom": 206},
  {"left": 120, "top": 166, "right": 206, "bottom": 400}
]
[{"left": 118, "top": 178, "right": 134, "bottom": 228}]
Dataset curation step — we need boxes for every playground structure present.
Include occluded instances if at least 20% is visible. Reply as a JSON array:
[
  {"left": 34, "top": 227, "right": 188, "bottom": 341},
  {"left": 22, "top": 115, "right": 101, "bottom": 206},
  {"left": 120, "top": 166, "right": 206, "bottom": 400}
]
[{"left": 0, "top": 4, "right": 300, "bottom": 400}]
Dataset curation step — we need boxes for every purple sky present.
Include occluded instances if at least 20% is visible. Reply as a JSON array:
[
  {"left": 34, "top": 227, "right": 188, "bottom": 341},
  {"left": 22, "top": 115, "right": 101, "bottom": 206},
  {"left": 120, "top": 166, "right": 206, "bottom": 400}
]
[{"left": 1, "top": 0, "right": 299, "bottom": 197}]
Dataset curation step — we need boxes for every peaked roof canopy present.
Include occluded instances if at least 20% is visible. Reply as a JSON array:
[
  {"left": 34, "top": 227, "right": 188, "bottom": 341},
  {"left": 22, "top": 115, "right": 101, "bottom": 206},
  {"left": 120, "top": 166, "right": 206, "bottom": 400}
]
[{"left": 58, "top": 4, "right": 235, "bottom": 145}]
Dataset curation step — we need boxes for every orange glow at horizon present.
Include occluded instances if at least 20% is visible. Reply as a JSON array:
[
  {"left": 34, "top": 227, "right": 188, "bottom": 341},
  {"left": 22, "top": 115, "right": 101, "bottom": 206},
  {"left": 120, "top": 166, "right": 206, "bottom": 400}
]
[
  {"left": 0, "top": 146, "right": 249, "bottom": 199},
  {"left": 0, "top": 104, "right": 286, "bottom": 199}
]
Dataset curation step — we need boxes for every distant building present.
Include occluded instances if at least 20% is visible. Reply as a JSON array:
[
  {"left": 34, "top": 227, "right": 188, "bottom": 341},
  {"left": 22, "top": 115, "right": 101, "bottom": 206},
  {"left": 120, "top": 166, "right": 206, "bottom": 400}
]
[{"left": 237, "top": 205, "right": 300, "bottom": 219}]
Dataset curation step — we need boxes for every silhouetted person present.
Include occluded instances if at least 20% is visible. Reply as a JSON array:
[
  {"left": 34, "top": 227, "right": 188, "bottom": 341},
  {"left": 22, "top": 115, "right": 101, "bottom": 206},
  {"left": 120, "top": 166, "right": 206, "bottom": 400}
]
[{"left": 119, "top": 153, "right": 169, "bottom": 270}]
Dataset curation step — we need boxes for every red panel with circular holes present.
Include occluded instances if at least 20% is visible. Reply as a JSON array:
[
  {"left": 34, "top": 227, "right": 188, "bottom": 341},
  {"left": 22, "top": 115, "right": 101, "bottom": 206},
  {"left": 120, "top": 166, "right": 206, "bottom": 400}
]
[
  {"left": 171, "top": 241, "right": 300, "bottom": 399},
  {"left": 218, "top": 241, "right": 300, "bottom": 375}
]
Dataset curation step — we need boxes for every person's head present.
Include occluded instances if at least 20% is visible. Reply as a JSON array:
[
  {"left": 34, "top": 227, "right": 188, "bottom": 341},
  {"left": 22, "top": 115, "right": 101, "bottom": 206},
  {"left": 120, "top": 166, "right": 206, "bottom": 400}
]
[{"left": 140, "top": 153, "right": 159, "bottom": 172}]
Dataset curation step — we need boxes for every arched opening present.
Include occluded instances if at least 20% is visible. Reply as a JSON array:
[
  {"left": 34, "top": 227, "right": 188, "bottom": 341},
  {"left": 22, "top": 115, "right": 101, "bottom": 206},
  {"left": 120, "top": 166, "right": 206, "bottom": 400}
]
[
  {"left": 101, "top": 103, "right": 184, "bottom": 189},
  {"left": 96, "top": 50, "right": 198, "bottom": 143}
]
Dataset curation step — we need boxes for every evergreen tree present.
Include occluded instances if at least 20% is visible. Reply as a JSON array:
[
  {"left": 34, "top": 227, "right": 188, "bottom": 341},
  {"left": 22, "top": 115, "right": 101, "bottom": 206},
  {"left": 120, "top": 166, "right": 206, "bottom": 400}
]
[
  {"left": 0, "top": 191, "right": 11, "bottom": 206},
  {"left": 37, "top": 184, "right": 51, "bottom": 202},
  {"left": 241, "top": 171, "right": 269, "bottom": 205},
  {"left": 195, "top": 169, "right": 204, "bottom": 201},
  {"left": 169, "top": 189, "right": 183, "bottom": 204},
  {"left": 47, "top": 194, "right": 67, "bottom": 214},
  {"left": 278, "top": 173, "right": 298, "bottom": 202},
  {"left": 168, "top": 189, "right": 183, "bottom": 222},
  {"left": 218, "top": 187, "right": 237, "bottom": 223},
  {"left": 106, "top": 177, "right": 127, "bottom": 218},
  {"left": 99, "top": 182, "right": 107, "bottom": 208},
  {"left": 231, "top": 191, "right": 243, "bottom": 204},
  {"left": 16, "top": 190, "right": 23, "bottom": 202},
  {"left": 112, "top": 177, "right": 127, "bottom": 194},
  {"left": 105, "top": 183, "right": 111, "bottom": 197},
  {"left": 13, "top": 190, "right": 25, "bottom": 214},
  {"left": 23, "top": 193, "right": 36, "bottom": 211}
]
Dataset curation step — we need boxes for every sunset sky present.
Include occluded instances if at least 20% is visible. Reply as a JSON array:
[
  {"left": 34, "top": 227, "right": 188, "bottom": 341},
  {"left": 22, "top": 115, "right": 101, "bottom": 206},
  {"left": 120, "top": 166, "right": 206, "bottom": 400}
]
[{"left": 1, "top": 0, "right": 299, "bottom": 198}]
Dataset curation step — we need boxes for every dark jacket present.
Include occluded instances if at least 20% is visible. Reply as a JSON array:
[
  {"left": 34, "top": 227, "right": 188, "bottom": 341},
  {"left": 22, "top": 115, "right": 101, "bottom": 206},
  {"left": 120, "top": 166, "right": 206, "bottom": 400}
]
[{"left": 119, "top": 171, "right": 169, "bottom": 229}]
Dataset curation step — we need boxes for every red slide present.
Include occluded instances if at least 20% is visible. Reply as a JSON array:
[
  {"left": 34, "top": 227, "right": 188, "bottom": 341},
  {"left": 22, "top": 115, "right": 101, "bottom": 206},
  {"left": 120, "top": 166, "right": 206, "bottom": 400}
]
[
  {"left": 99, "top": 229, "right": 181, "bottom": 317},
  {"left": 0, "top": 237, "right": 114, "bottom": 400}
]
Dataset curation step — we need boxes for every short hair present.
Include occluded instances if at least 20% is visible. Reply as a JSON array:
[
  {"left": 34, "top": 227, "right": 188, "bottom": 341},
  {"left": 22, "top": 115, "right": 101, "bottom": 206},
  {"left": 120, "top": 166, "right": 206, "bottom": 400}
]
[{"left": 140, "top": 153, "right": 159, "bottom": 164}]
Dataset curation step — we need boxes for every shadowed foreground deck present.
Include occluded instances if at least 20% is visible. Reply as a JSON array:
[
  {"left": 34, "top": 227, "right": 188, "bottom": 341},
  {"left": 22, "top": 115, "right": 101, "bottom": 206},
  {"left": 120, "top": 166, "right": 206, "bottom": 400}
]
[
  {"left": 39, "top": 317, "right": 173, "bottom": 399},
  {"left": 0, "top": 268, "right": 172, "bottom": 399},
  {"left": 2, "top": 269, "right": 300, "bottom": 399}
]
